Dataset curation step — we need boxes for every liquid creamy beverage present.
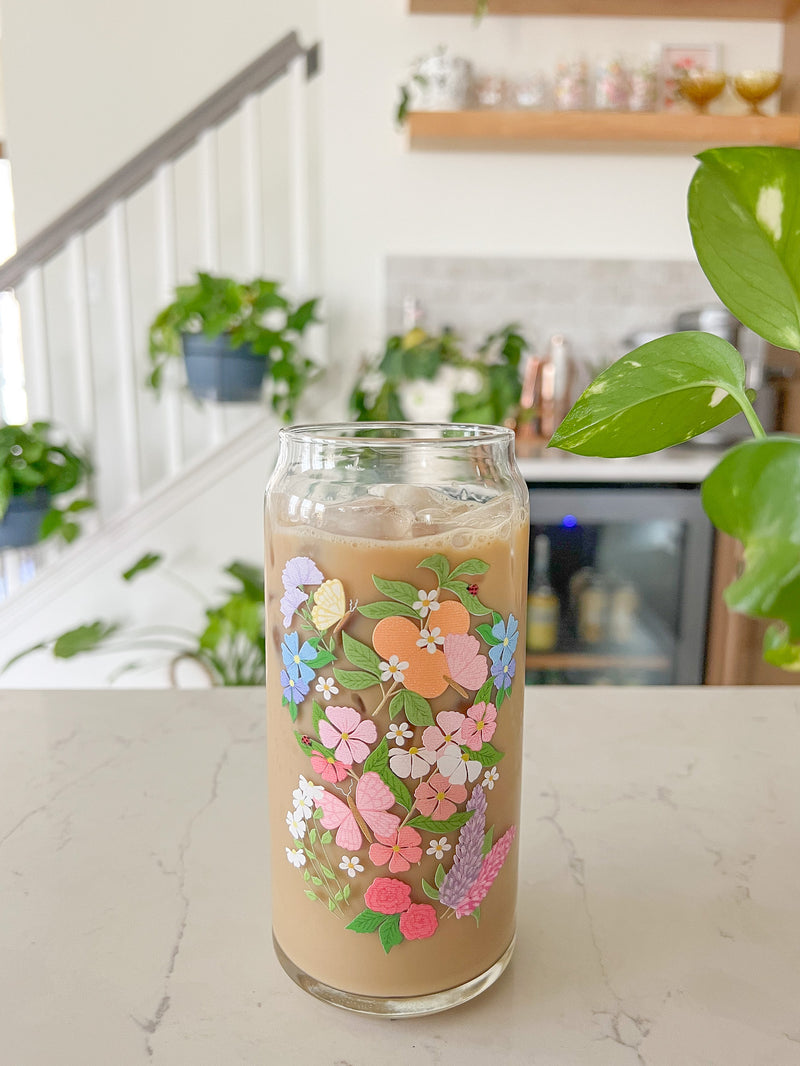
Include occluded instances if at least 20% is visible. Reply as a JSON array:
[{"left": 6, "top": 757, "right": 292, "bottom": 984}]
[{"left": 265, "top": 425, "right": 529, "bottom": 1013}]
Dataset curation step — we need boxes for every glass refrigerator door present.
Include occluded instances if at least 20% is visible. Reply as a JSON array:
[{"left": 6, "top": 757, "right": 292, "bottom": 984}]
[{"left": 526, "top": 486, "right": 713, "bottom": 686}]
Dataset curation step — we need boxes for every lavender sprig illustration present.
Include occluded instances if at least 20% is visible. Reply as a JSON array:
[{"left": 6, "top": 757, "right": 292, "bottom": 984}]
[{"left": 438, "top": 783, "right": 487, "bottom": 909}]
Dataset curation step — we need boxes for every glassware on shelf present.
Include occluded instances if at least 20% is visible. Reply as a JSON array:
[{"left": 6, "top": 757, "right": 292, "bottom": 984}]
[
  {"left": 513, "top": 72, "right": 548, "bottom": 110},
  {"left": 527, "top": 533, "right": 559, "bottom": 651},
  {"left": 474, "top": 73, "right": 509, "bottom": 109},
  {"left": 731, "top": 70, "right": 782, "bottom": 115},
  {"left": 675, "top": 70, "right": 727, "bottom": 114},
  {"left": 628, "top": 61, "right": 658, "bottom": 112},
  {"left": 594, "top": 58, "right": 630, "bottom": 111},
  {"left": 554, "top": 57, "right": 588, "bottom": 111}
]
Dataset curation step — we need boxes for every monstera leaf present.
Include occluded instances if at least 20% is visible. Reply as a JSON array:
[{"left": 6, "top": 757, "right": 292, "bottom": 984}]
[{"left": 702, "top": 437, "right": 800, "bottom": 668}]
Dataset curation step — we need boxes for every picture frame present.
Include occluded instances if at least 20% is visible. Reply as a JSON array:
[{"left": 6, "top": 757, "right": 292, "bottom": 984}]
[{"left": 659, "top": 43, "right": 723, "bottom": 111}]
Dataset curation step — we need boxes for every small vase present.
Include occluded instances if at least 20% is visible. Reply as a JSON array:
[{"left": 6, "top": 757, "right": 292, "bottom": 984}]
[
  {"left": 181, "top": 333, "right": 267, "bottom": 403},
  {"left": 0, "top": 489, "right": 51, "bottom": 549}
]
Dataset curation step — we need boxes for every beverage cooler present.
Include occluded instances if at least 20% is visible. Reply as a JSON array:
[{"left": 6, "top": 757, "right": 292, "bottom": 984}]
[{"left": 525, "top": 484, "right": 714, "bottom": 686}]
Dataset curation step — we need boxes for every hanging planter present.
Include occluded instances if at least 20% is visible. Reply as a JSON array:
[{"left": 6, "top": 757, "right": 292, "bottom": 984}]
[
  {"left": 0, "top": 488, "right": 51, "bottom": 549},
  {"left": 181, "top": 333, "right": 268, "bottom": 403}
]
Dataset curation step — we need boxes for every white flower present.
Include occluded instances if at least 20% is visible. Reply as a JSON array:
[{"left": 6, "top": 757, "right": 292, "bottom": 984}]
[
  {"left": 389, "top": 744, "right": 437, "bottom": 780},
  {"left": 291, "top": 788, "right": 314, "bottom": 820},
  {"left": 379, "top": 655, "right": 409, "bottom": 683},
  {"left": 386, "top": 721, "right": 414, "bottom": 746},
  {"left": 412, "top": 589, "right": 441, "bottom": 617},
  {"left": 339, "top": 855, "right": 364, "bottom": 878},
  {"left": 416, "top": 627, "right": 444, "bottom": 654},
  {"left": 315, "top": 676, "right": 339, "bottom": 701},
  {"left": 483, "top": 767, "right": 500, "bottom": 790},
  {"left": 286, "top": 809, "right": 307, "bottom": 840},
  {"left": 286, "top": 846, "right": 306, "bottom": 868},
  {"left": 297, "top": 774, "right": 325, "bottom": 804},
  {"left": 261, "top": 307, "right": 287, "bottom": 332},
  {"left": 437, "top": 742, "right": 482, "bottom": 786},
  {"left": 426, "top": 836, "right": 452, "bottom": 860}
]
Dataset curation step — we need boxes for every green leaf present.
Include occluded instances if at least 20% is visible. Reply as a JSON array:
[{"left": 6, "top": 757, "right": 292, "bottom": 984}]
[
  {"left": 417, "top": 554, "right": 449, "bottom": 584},
  {"left": 313, "top": 806, "right": 323, "bottom": 820},
  {"left": 333, "top": 889, "right": 343, "bottom": 902},
  {"left": 332, "top": 667, "right": 380, "bottom": 691},
  {"left": 122, "top": 552, "right": 163, "bottom": 581},
  {"left": 763, "top": 624, "right": 800, "bottom": 669},
  {"left": 304, "top": 647, "right": 336, "bottom": 669},
  {"left": 285, "top": 698, "right": 299, "bottom": 723},
  {"left": 434, "top": 862, "right": 446, "bottom": 888},
  {"left": 476, "top": 623, "right": 500, "bottom": 646},
  {"left": 294, "top": 730, "right": 332, "bottom": 758},
  {"left": 320, "top": 865, "right": 335, "bottom": 880},
  {"left": 328, "top": 898, "right": 337, "bottom": 912},
  {"left": 378, "top": 913, "right": 404, "bottom": 954},
  {"left": 389, "top": 689, "right": 434, "bottom": 727},
  {"left": 304, "top": 890, "right": 318, "bottom": 901},
  {"left": 372, "top": 576, "right": 420, "bottom": 607},
  {"left": 346, "top": 907, "right": 387, "bottom": 933},
  {"left": 321, "top": 830, "right": 332, "bottom": 844},
  {"left": 441, "top": 579, "right": 492, "bottom": 616},
  {"left": 689, "top": 146, "right": 800, "bottom": 351},
  {"left": 550, "top": 333, "right": 750, "bottom": 458},
  {"left": 421, "top": 878, "right": 440, "bottom": 900},
  {"left": 467, "top": 742, "right": 505, "bottom": 767},
  {"left": 363, "top": 737, "right": 390, "bottom": 775},
  {"left": 358, "top": 600, "right": 419, "bottom": 620},
  {"left": 309, "top": 828, "right": 317, "bottom": 845},
  {"left": 702, "top": 437, "right": 800, "bottom": 647},
  {"left": 52, "top": 621, "right": 120, "bottom": 658},
  {"left": 341, "top": 631, "right": 382, "bottom": 677},
  {"left": 475, "top": 677, "right": 494, "bottom": 704},
  {"left": 482, "top": 827, "right": 494, "bottom": 856},
  {"left": 312, "top": 700, "right": 326, "bottom": 735},
  {"left": 472, "top": 906, "right": 481, "bottom": 926},
  {"left": 407, "top": 810, "right": 475, "bottom": 833},
  {"left": 303, "top": 869, "right": 310, "bottom": 881},
  {"left": 342, "top": 884, "right": 351, "bottom": 901},
  {"left": 363, "top": 738, "right": 413, "bottom": 810},
  {"left": 448, "top": 558, "right": 489, "bottom": 579},
  {"left": 311, "top": 875, "right": 322, "bottom": 886}
]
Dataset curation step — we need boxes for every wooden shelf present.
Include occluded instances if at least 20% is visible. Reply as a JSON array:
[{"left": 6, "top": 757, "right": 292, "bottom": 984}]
[
  {"left": 409, "top": 1, "right": 796, "bottom": 18},
  {"left": 526, "top": 651, "right": 671, "bottom": 671},
  {"left": 407, "top": 110, "right": 800, "bottom": 151}
]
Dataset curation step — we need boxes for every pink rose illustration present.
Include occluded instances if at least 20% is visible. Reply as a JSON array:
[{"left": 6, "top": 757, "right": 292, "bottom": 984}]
[
  {"left": 364, "top": 877, "right": 412, "bottom": 915},
  {"left": 399, "top": 903, "right": 439, "bottom": 941}
]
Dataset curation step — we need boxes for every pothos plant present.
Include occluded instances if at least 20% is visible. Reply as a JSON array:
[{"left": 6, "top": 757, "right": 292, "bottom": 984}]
[
  {"left": 350, "top": 323, "right": 529, "bottom": 426},
  {"left": 551, "top": 145, "right": 800, "bottom": 670}
]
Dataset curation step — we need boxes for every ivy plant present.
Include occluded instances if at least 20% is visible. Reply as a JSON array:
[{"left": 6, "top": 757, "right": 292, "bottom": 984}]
[{"left": 551, "top": 146, "right": 800, "bottom": 670}]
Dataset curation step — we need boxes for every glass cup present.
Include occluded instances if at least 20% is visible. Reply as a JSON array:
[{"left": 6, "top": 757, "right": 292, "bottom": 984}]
[{"left": 265, "top": 423, "right": 529, "bottom": 1016}]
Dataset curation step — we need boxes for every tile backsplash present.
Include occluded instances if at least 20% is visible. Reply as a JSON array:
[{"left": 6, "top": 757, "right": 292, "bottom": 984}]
[{"left": 386, "top": 255, "right": 719, "bottom": 381}]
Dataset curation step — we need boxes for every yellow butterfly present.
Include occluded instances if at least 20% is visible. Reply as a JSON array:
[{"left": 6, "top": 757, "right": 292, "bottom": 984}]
[{"left": 311, "top": 578, "right": 347, "bottom": 631}]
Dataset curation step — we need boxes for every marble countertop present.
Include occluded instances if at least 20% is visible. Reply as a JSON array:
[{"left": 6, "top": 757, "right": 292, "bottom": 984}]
[{"left": 3, "top": 686, "right": 799, "bottom": 1065}]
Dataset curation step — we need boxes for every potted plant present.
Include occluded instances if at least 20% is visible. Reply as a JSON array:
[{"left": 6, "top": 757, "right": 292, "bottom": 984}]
[
  {"left": 551, "top": 145, "right": 800, "bottom": 670},
  {"left": 0, "top": 421, "right": 94, "bottom": 549},
  {"left": 147, "top": 272, "right": 321, "bottom": 419},
  {"left": 350, "top": 322, "right": 529, "bottom": 425}
]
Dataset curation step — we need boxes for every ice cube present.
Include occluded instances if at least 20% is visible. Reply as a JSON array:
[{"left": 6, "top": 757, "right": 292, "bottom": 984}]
[{"left": 318, "top": 495, "right": 415, "bottom": 541}]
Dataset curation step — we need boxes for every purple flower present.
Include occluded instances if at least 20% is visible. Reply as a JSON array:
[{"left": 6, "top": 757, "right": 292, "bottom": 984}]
[
  {"left": 282, "top": 556, "right": 323, "bottom": 592},
  {"left": 438, "top": 785, "right": 487, "bottom": 909},
  {"left": 280, "top": 668, "right": 310, "bottom": 704},
  {"left": 280, "top": 587, "right": 308, "bottom": 628},
  {"left": 491, "top": 654, "right": 516, "bottom": 692}
]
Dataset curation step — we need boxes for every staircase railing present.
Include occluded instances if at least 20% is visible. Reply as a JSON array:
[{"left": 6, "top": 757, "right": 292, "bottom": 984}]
[{"left": 0, "top": 31, "right": 320, "bottom": 599}]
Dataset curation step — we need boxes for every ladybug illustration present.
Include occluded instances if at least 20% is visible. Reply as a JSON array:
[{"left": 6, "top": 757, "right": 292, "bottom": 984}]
[{"left": 467, "top": 583, "right": 479, "bottom": 596}]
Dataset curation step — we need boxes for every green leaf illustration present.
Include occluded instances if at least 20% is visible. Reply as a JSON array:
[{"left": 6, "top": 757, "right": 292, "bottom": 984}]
[
  {"left": 346, "top": 907, "right": 387, "bottom": 933},
  {"left": 417, "top": 553, "right": 449, "bottom": 584},
  {"left": 342, "top": 884, "right": 351, "bottom": 901},
  {"left": 363, "top": 737, "right": 390, "bottom": 775},
  {"left": 467, "top": 742, "right": 505, "bottom": 767},
  {"left": 475, "top": 677, "right": 494, "bottom": 704},
  {"left": 482, "top": 827, "right": 494, "bottom": 856},
  {"left": 334, "top": 889, "right": 343, "bottom": 902},
  {"left": 328, "top": 898, "right": 337, "bottom": 912},
  {"left": 449, "top": 558, "right": 489, "bottom": 579},
  {"left": 496, "top": 685, "right": 507, "bottom": 710},
  {"left": 441, "top": 579, "right": 492, "bottom": 616},
  {"left": 378, "top": 913, "right": 404, "bottom": 954},
  {"left": 321, "top": 830, "right": 332, "bottom": 845},
  {"left": 372, "top": 576, "right": 420, "bottom": 607},
  {"left": 421, "top": 878, "right": 440, "bottom": 901},
  {"left": 359, "top": 600, "right": 419, "bottom": 620},
  {"left": 407, "top": 810, "right": 475, "bottom": 833},
  {"left": 472, "top": 906, "right": 481, "bottom": 926},
  {"left": 312, "top": 700, "right": 326, "bottom": 735},
  {"left": 389, "top": 689, "right": 434, "bottom": 727},
  {"left": 309, "top": 828, "right": 317, "bottom": 845},
  {"left": 434, "top": 863, "right": 446, "bottom": 888},
  {"left": 341, "top": 631, "right": 382, "bottom": 677},
  {"left": 364, "top": 738, "right": 413, "bottom": 810},
  {"left": 320, "top": 865, "right": 335, "bottom": 880},
  {"left": 294, "top": 730, "right": 334, "bottom": 759},
  {"left": 313, "top": 807, "right": 323, "bottom": 820},
  {"left": 304, "top": 647, "right": 336, "bottom": 669},
  {"left": 476, "top": 622, "right": 500, "bottom": 645},
  {"left": 333, "top": 667, "right": 380, "bottom": 691},
  {"left": 304, "top": 890, "right": 318, "bottom": 901},
  {"left": 284, "top": 697, "right": 299, "bottom": 723},
  {"left": 303, "top": 869, "right": 310, "bottom": 882},
  {"left": 311, "top": 875, "right": 322, "bottom": 886},
  {"left": 549, "top": 332, "right": 750, "bottom": 458}
]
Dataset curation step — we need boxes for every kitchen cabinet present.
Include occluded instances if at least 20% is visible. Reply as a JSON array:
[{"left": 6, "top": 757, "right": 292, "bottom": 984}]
[{"left": 406, "top": 0, "right": 800, "bottom": 152}]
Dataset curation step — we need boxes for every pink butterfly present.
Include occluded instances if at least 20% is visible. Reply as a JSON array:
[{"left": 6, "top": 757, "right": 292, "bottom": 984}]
[
  {"left": 314, "top": 771, "right": 401, "bottom": 851},
  {"left": 444, "top": 633, "right": 488, "bottom": 691}
]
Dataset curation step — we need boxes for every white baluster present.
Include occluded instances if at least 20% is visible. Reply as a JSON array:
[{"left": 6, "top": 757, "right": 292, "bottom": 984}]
[
  {"left": 19, "top": 267, "right": 52, "bottom": 420},
  {"left": 108, "top": 201, "right": 143, "bottom": 503},
  {"left": 154, "top": 162, "right": 184, "bottom": 476},
  {"left": 66, "top": 234, "right": 96, "bottom": 447},
  {"left": 288, "top": 54, "right": 310, "bottom": 296},
  {"left": 241, "top": 93, "right": 264, "bottom": 277},
  {"left": 197, "top": 128, "right": 225, "bottom": 446}
]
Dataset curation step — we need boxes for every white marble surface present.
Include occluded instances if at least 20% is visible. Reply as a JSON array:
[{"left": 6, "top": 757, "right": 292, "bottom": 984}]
[{"left": 2, "top": 687, "right": 799, "bottom": 1066}]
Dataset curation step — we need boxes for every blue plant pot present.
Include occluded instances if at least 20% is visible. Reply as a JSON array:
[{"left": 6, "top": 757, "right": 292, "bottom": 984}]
[
  {"left": 0, "top": 488, "right": 51, "bottom": 549},
  {"left": 182, "top": 333, "right": 269, "bottom": 403}
]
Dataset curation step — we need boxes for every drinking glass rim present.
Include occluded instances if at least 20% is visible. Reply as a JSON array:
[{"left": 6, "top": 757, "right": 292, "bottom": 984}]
[{"left": 281, "top": 422, "right": 514, "bottom": 448}]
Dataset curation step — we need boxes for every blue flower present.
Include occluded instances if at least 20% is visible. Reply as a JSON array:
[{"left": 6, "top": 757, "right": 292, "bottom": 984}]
[
  {"left": 491, "top": 654, "right": 516, "bottom": 692},
  {"left": 490, "top": 614, "right": 519, "bottom": 666},
  {"left": 281, "top": 668, "right": 310, "bottom": 704},
  {"left": 281, "top": 632, "right": 316, "bottom": 684}
]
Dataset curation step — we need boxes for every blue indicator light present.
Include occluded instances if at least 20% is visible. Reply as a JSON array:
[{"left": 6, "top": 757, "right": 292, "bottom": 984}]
[{"left": 562, "top": 514, "right": 578, "bottom": 528}]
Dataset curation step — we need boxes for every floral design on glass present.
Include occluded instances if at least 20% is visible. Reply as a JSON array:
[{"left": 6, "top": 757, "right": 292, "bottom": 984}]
[{"left": 281, "top": 551, "right": 518, "bottom": 952}]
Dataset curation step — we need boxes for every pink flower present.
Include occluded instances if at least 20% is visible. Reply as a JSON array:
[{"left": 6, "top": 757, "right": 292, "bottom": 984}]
[
  {"left": 369, "top": 827, "right": 423, "bottom": 873},
  {"left": 399, "top": 903, "right": 439, "bottom": 941},
  {"left": 309, "top": 751, "right": 348, "bottom": 783},
  {"left": 459, "top": 701, "right": 497, "bottom": 751},
  {"left": 364, "top": 876, "right": 412, "bottom": 915},
  {"left": 421, "top": 710, "right": 466, "bottom": 754},
  {"left": 318, "top": 706, "right": 377, "bottom": 766},
  {"left": 389, "top": 744, "right": 436, "bottom": 780},
  {"left": 414, "top": 772, "right": 467, "bottom": 821}
]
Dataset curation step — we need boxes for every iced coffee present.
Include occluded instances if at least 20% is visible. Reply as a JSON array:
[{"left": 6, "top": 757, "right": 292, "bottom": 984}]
[{"left": 265, "top": 424, "right": 529, "bottom": 1013}]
